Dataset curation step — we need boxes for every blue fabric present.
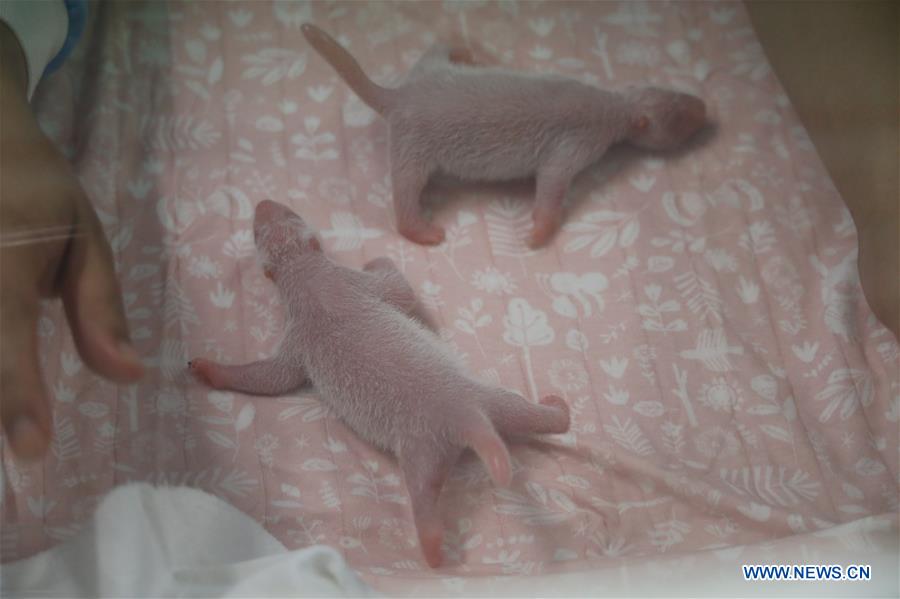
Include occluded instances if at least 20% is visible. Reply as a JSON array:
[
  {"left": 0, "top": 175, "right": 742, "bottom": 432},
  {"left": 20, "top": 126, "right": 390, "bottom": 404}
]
[{"left": 44, "top": 0, "right": 87, "bottom": 74}]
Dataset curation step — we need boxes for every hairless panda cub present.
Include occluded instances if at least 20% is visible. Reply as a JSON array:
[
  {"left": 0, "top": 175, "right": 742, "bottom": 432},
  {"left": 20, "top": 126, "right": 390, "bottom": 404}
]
[
  {"left": 189, "top": 200, "right": 570, "bottom": 568},
  {"left": 302, "top": 23, "right": 707, "bottom": 248}
]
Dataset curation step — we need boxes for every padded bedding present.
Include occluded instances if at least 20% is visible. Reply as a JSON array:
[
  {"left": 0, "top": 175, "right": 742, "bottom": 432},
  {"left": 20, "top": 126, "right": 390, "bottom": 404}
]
[{"left": 2, "top": 0, "right": 897, "bottom": 591}]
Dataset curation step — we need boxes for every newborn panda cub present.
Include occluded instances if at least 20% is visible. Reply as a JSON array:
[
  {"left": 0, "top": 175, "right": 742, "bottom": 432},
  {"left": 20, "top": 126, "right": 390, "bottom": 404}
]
[
  {"left": 302, "top": 23, "right": 707, "bottom": 248},
  {"left": 189, "top": 200, "right": 570, "bottom": 568}
]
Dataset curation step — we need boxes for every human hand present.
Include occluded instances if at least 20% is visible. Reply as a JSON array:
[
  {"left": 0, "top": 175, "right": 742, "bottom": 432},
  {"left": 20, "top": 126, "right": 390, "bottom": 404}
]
[{"left": 0, "top": 24, "right": 143, "bottom": 460}]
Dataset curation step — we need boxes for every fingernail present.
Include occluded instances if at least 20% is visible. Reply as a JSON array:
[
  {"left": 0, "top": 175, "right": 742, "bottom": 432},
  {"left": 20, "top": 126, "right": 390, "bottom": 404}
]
[
  {"left": 118, "top": 340, "right": 141, "bottom": 364},
  {"left": 118, "top": 340, "right": 144, "bottom": 379},
  {"left": 11, "top": 417, "right": 46, "bottom": 460}
]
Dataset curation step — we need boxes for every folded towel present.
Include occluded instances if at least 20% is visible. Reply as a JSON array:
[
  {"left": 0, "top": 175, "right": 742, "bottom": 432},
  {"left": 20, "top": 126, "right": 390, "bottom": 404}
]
[{"left": 2, "top": 483, "right": 375, "bottom": 598}]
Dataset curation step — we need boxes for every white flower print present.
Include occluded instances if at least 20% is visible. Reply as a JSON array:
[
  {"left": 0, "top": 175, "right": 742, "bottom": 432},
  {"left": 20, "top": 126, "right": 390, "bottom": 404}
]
[
  {"left": 318, "top": 177, "right": 355, "bottom": 205},
  {"left": 548, "top": 359, "right": 589, "bottom": 393},
  {"left": 255, "top": 433, "right": 280, "bottom": 468},
  {"left": 471, "top": 267, "right": 517, "bottom": 296},
  {"left": 761, "top": 256, "right": 803, "bottom": 304},
  {"left": 739, "top": 221, "right": 776, "bottom": 254},
  {"left": 693, "top": 426, "right": 740, "bottom": 458},
  {"left": 188, "top": 255, "right": 222, "bottom": 279},
  {"left": 273, "top": 0, "right": 311, "bottom": 28},
  {"left": 704, "top": 248, "right": 738, "bottom": 273},
  {"left": 420, "top": 280, "right": 444, "bottom": 310},
  {"left": 698, "top": 377, "right": 744, "bottom": 412},
  {"left": 149, "top": 390, "right": 191, "bottom": 418},
  {"left": 378, "top": 518, "right": 417, "bottom": 550}
]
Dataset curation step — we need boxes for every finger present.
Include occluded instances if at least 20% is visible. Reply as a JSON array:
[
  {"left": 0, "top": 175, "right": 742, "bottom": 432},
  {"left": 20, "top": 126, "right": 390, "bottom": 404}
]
[
  {"left": 0, "top": 283, "right": 51, "bottom": 460},
  {"left": 60, "top": 196, "right": 142, "bottom": 383}
]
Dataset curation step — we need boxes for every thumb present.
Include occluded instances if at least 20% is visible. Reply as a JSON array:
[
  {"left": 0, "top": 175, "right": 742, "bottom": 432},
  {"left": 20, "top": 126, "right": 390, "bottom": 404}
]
[{"left": 60, "top": 196, "right": 143, "bottom": 383}]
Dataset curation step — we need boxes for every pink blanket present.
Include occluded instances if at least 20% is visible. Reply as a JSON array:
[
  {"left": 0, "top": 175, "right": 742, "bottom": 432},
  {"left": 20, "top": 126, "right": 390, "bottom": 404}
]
[{"left": 3, "top": 0, "right": 897, "bottom": 587}]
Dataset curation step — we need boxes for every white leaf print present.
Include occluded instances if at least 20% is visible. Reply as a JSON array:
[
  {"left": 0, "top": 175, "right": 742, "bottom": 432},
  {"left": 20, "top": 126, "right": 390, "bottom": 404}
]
[
  {"left": 208, "top": 392, "right": 233, "bottom": 413},
  {"left": 674, "top": 271, "right": 723, "bottom": 322},
  {"left": 291, "top": 123, "right": 338, "bottom": 161},
  {"left": 78, "top": 402, "right": 109, "bottom": 419},
  {"left": 457, "top": 210, "right": 478, "bottom": 228},
  {"left": 550, "top": 488, "right": 576, "bottom": 512},
  {"left": 210, "top": 282, "right": 235, "bottom": 309},
  {"left": 589, "top": 229, "right": 617, "bottom": 257},
  {"left": 565, "top": 329, "right": 589, "bottom": 352},
  {"left": 343, "top": 93, "right": 376, "bottom": 127},
  {"left": 278, "top": 396, "right": 326, "bottom": 422},
  {"left": 746, "top": 404, "right": 781, "bottom": 416},
  {"left": 647, "top": 518, "right": 690, "bottom": 552},
  {"left": 184, "top": 80, "right": 210, "bottom": 101},
  {"left": 141, "top": 116, "right": 221, "bottom": 151},
  {"left": 54, "top": 381, "right": 75, "bottom": 403},
  {"left": 529, "top": 17, "right": 555, "bottom": 36},
  {"left": 619, "top": 220, "right": 639, "bottom": 247},
  {"left": 604, "top": 416, "right": 653, "bottom": 456},
  {"left": 503, "top": 300, "right": 554, "bottom": 347},
  {"left": 842, "top": 482, "right": 864, "bottom": 500},
  {"left": 708, "top": 179, "right": 764, "bottom": 212},
  {"left": 206, "top": 430, "right": 237, "bottom": 450},
  {"left": 526, "top": 481, "right": 548, "bottom": 506},
  {"left": 109, "top": 225, "right": 133, "bottom": 253},
  {"left": 234, "top": 404, "right": 255, "bottom": 432},
  {"left": 223, "top": 230, "right": 255, "bottom": 259},
  {"left": 736, "top": 276, "right": 759, "bottom": 304},
  {"left": 256, "top": 116, "right": 283, "bottom": 133},
  {"left": 737, "top": 502, "right": 771, "bottom": 522},
  {"left": 599, "top": 357, "right": 628, "bottom": 378},
  {"left": 303, "top": 458, "right": 337, "bottom": 472},
  {"left": 630, "top": 173, "right": 656, "bottom": 193},
  {"left": 493, "top": 488, "right": 577, "bottom": 526},
  {"left": 563, "top": 211, "right": 634, "bottom": 257},
  {"left": 485, "top": 199, "right": 535, "bottom": 258},
  {"left": 307, "top": 84, "right": 333, "bottom": 103},
  {"left": 750, "top": 374, "right": 777, "bottom": 401},
  {"left": 633, "top": 401, "right": 665, "bottom": 418},
  {"left": 185, "top": 39, "right": 206, "bottom": 63},
  {"left": 61, "top": 352, "right": 82, "bottom": 376},
  {"left": 27, "top": 496, "right": 57, "bottom": 518},
  {"left": 815, "top": 368, "right": 873, "bottom": 422},
  {"left": 662, "top": 192, "right": 706, "bottom": 226},
  {"left": 208, "top": 57, "right": 223, "bottom": 84},
  {"left": 787, "top": 514, "right": 806, "bottom": 533},
  {"left": 320, "top": 212, "right": 383, "bottom": 251},
  {"left": 557, "top": 475, "right": 590, "bottom": 490},
  {"left": 719, "top": 466, "right": 820, "bottom": 506},
  {"left": 760, "top": 424, "right": 792, "bottom": 444},
  {"left": 128, "top": 263, "right": 159, "bottom": 281},
  {"left": 854, "top": 458, "right": 886, "bottom": 477},
  {"left": 552, "top": 295, "right": 577, "bottom": 318},
  {"left": 791, "top": 341, "right": 819, "bottom": 363},
  {"left": 679, "top": 328, "right": 744, "bottom": 372},
  {"left": 604, "top": 386, "right": 629, "bottom": 405},
  {"left": 503, "top": 298, "right": 554, "bottom": 400},
  {"left": 540, "top": 272, "right": 608, "bottom": 318},
  {"left": 671, "top": 365, "right": 697, "bottom": 427},
  {"left": 242, "top": 48, "right": 306, "bottom": 85},
  {"left": 320, "top": 481, "right": 341, "bottom": 509},
  {"left": 281, "top": 483, "right": 301, "bottom": 498}
]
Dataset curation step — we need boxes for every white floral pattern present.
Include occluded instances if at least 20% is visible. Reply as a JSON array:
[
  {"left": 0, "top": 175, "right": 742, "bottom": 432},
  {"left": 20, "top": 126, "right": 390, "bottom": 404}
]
[{"left": 2, "top": 2, "right": 896, "bottom": 595}]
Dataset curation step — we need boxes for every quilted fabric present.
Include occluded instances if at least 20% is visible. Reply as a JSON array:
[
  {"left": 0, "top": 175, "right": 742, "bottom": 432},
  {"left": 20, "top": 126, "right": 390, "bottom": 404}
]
[{"left": 2, "top": 0, "right": 897, "bottom": 588}]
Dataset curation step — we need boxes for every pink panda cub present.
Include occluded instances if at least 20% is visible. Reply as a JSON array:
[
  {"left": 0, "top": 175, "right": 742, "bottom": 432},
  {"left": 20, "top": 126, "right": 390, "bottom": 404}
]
[{"left": 189, "top": 199, "right": 570, "bottom": 567}]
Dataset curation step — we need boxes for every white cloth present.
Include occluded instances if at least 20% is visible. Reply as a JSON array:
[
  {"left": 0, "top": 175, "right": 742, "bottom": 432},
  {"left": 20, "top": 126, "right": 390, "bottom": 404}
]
[
  {"left": 0, "top": 0, "right": 68, "bottom": 98},
  {"left": 1, "top": 483, "right": 375, "bottom": 598}
]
